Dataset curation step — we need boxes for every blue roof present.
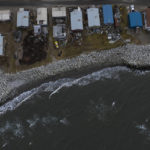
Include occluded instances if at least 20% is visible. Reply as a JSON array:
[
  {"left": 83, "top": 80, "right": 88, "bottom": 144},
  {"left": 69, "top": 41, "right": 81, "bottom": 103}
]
[
  {"left": 102, "top": 5, "right": 114, "bottom": 24},
  {"left": 128, "top": 12, "right": 143, "bottom": 28}
]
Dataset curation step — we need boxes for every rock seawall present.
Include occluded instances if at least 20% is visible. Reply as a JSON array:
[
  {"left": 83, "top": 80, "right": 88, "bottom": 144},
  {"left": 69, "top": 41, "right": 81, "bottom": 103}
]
[{"left": 0, "top": 44, "right": 150, "bottom": 104}]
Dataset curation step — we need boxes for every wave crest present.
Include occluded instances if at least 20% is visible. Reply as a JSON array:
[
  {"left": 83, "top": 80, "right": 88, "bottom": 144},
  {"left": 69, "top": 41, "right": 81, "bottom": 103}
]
[{"left": 0, "top": 66, "right": 149, "bottom": 116}]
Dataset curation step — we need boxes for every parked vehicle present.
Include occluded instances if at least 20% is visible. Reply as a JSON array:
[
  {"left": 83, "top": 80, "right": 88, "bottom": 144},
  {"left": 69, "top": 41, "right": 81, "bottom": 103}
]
[
  {"left": 54, "top": 41, "right": 59, "bottom": 49},
  {"left": 130, "top": 5, "right": 135, "bottom": 12}
]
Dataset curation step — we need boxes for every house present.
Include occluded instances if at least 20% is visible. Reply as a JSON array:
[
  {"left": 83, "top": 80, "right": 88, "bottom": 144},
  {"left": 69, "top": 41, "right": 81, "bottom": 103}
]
[
  {"left": 37, "top": 8, "right": 48, "bottom": 26},
  {"left": 128, "top": 12, "right": 143, "bottom": 28},
  {"left": 102, "top": 5, "right": 114, "bottom": 25},
  {"left": 17, "top": 8, "right": 29, "bottom": 27},
  {"left": 144, "top": 8, "right": 150, "bottom": 31},
  {"left": 53, "top": 24, "right": 66, "bottom": 39},
  {"left": 0, "top": 34, "right": 4, "bottom": 56},
  {"left": 87, "top": 8, "right": 100, "bottom": 28},
  {"left": 52, "top": 7, "right": 66, "bottom": 18},
  {"left": 0, "top": 10, "right": 11, "bottom": 22},
  {"left": 70, "top": 7, "right": 83, "bottom": 31}
]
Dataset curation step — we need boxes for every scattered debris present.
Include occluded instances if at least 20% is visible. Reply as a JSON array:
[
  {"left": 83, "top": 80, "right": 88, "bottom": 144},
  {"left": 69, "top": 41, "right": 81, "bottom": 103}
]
[
  {"left": 14, "top": 30, "right": 22, "bottom": 42},
  {"left": 53, "top": 24, "right": 66, "bottom": 39},
  {"left": 19, "top": 31, "right": 47, "bottom": 64}
]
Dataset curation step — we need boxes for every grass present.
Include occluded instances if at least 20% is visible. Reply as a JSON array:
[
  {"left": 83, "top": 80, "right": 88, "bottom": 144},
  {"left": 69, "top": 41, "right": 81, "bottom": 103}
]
[
  {"left": 120, "top": 6, "right": 128, "bottom": 30},
  {"left": 60, "top": 33, "right": 124, "bottom": 59}
]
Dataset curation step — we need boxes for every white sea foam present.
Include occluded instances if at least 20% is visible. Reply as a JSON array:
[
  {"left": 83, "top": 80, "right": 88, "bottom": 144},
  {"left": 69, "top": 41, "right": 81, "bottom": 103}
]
[
  {"left": 27, "top": 117, "right": 40, "bottom": 128},
  {"left": 0, "top": 120, "right": 24, "bottom": 138},
  {"left": 136, "top": 124, "right": 147, "bottom": 131},
  {"left": 26, "top": 115, "right": 58, "bottom": 128},
  {"left": 59, "top": 117, "right": 70, "bottom": 126},
  {"left": 0, "top": 115, "right": 58, "bottom": 141},
  {"left": 0, "top": 66, "right": 149, "bottom": 116},
  {"left": 49, "top": 66, "right": 130, "bottom": 98},
  {"left": 136, "top": 123, "right": 150, "bottom": 140}
]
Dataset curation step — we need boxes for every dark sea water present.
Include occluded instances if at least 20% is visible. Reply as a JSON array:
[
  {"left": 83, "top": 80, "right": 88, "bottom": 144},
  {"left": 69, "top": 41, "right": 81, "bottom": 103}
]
[{"left": 1, "top": 66, "right": 150, "bottom": 150}]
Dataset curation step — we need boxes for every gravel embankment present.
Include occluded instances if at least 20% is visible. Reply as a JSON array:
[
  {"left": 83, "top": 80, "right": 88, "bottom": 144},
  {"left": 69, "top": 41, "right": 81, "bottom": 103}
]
[{"left": 0, "top": 44, "right": 150, "bottom": 104}]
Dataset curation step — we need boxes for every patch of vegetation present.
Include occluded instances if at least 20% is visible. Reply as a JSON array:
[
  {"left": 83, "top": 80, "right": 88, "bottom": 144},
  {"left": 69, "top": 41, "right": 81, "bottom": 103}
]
[
  {"left": 60, "top": 33, "right": 124, "bottom": 58},
  {"left": 120, "top": 6, "right": 128, "bottom": 30}
]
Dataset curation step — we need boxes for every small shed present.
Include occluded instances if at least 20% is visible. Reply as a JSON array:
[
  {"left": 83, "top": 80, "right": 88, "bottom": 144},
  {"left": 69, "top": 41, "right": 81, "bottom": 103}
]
[
  {"left": 0, "top": 10, "right": 11, "bottom": 22},
  {"left": 128, "top": 12, "right": 143, "bottom": 28},
  {"left": 0, "top": 34, "right": 4, "bottom": 56},
  {"left": 34, "top": 25, "right": 41, "bottom": 35},
  {"left": 17, "top": 8, "right": 29, "bottom": 27},
  {"left": 53, "top": 24, "right": 66, "bottom": 39},
  {"left": 87, "top": 8, "right": 100, "bottom": 27},
  {"left": 37, "top": 8, "right": 48, "bottom": 25},
  {"left": 102, "top": 5, "right": 114, "bottom": 25},
  {"left": 145, "top": 8, "right": 150, "bottom": 31},
  {"left": 52, "top": 7, "right": 66, "bottom": 18},
  {"left": 70, "top": 8, "right": 83, "bottom": 31}
]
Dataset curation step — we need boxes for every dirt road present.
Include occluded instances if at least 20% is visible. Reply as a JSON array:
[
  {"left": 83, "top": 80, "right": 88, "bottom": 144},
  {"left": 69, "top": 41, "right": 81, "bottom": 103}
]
[{"left": 0, "top": 0, "right": 149, "bottom": 7}]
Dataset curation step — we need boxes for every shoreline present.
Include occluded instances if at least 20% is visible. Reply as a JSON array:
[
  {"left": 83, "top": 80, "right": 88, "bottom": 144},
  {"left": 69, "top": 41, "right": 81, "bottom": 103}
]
[{"left": 1, "top": 44, "right": 150, "bottom": 105}]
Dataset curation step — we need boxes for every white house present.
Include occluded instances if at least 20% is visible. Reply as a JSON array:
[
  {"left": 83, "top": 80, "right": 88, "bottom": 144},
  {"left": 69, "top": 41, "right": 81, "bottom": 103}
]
[
  {"left": 87, "top": 8, "right": 100, "bottom": 27},
  {"left": 17, "top": 8, "right": 29, "bottom": 27},
  {"left": 0, "top": 10, "right": 11, "bottom": 22},
  {"left": 70, "top": 7, "right": 83, "bottom": 31},
  {"left": 52, "top": 7, "right": 66, "bottom": 18},
  {"left": 37, "top": 8, "right": 48, "bottom": 25}
]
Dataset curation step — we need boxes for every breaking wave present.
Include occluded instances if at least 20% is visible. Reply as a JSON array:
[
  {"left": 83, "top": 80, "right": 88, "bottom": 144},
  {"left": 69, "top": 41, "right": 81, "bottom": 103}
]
[{"left": 0, "top": 66, "right": 149, "bottom": 116}]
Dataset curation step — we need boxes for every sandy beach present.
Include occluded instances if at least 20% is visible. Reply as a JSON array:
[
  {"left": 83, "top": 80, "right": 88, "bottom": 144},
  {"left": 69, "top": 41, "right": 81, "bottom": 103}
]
[{"left": 1, "top": 44, "right": 150, "bottom": 104}]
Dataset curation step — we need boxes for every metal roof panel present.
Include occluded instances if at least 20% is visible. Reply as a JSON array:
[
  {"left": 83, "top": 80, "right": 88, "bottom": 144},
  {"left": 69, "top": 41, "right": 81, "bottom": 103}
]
[
  {"left": 17, "top": 10, "right": 29, "bottom": 27},
  {"left": 129, "top": 12, "right": 143, "bottom": 28},
  {"left": 87, "top": 8, "right": 100, "bottom": 27},
  {"left": 102, "top": 5, "right": 114, "bottom": 24},
  {"left": 71, "top": 8, "right": 83, "bottom": 30}
]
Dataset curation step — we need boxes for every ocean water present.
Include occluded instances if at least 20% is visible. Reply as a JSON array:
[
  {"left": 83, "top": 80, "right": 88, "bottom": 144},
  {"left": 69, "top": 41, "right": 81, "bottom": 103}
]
[{"left": 1, "top": 66, "right": 150, "bottom": 150}]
